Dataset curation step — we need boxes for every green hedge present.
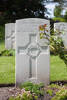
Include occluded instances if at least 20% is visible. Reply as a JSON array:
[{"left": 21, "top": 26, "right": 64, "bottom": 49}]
[{"left": 0, "top": 25, "right": 5, "bottom": 40}]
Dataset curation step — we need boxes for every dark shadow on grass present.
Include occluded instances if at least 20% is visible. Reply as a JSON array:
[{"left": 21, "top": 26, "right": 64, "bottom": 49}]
[
  {"left": 50, "top": 80, "right": 67, "bottom": 85},
  {"left": 0, "top": 83, "right": 15, "bottom": 87}
]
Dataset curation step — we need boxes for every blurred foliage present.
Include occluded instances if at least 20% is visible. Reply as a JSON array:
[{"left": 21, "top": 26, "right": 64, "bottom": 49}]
[
  {"left": 54, "top": 5, "right": 63, "bottom": 17},
  {"left": 46, "top": 89, "right": 53, "bottom": 96},
  {"left": 53, "top": 2, "right": 67, "bottom": 22},
  {"left": 50, "top": 34, "right": 67, "bottom": 66},
  {"left": 50, "top": 31, "right": 67, "bottom": 66},
  {"left": 9, "top": 93, "right": 34, "bottom": 100},
  {"left": 39, "top": 24, "right": 67, "bottom": 66},
  {"left": 0, "top": 25, "right": 5, "bottom": 40},
  {"left": 48, "top": 84, "right": 60, "bottom": 89},
  {"left": 9, "top": 82, "right": 44, "bottom": 100},
  {"left": 20, "top": 82, "right": 44, "bottom": 96},
  {"left": 51, "top": 88, "right": 67, "bottom": 100},
  {"left": 0, "top": 0, "right": 46, "bottom": 25},
  {"left": 64, "top": 11, "right": 67, "bottom": 22},
  {"left": 0, "top": 49, "right": 15, "bottom": 56}
]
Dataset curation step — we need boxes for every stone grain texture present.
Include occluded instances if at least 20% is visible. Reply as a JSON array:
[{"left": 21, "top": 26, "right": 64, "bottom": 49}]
[{"left": 16, "top": 18, "right": 50, "bottom": 86}]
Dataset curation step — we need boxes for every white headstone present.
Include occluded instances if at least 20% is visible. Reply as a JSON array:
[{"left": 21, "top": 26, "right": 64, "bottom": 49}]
[
  {"left": 54, "top": 22, "right": 67, "bottom": 47},
  {"left": 16, "top": 18, "right": 50, "bottom": 85},
  {"left": 5, "top": 23, "right": 15, "bottom": 49}
]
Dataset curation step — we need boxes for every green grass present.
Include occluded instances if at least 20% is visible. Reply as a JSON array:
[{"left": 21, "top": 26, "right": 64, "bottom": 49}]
[
  {"left": 0, "top": 56, "right": 15, "bottom": 84},
  {"left": 50, "top": 55, "right": 67, "bottom": 81},
  {"left": 53, "top": 17, "right": 65, "bottom": 22},
  {"left": 0, "top": 40, "right": 15, "bottom": 84}
]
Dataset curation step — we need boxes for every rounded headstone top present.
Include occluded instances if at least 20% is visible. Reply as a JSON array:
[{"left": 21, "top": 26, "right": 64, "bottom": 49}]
[{"left": 16, "top": 18, "right": 50, "bottom": 23}]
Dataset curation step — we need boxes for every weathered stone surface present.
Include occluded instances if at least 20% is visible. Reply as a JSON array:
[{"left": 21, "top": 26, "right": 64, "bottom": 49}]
[
  {"left": 5, "top": 23, "right": 15, "bottom": 49},
  {"left": 15, "top": 18, "right": 50, "bottom": 85},
  {"left": 54, "top": 22, "right": 67, "bottom": 47}
]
